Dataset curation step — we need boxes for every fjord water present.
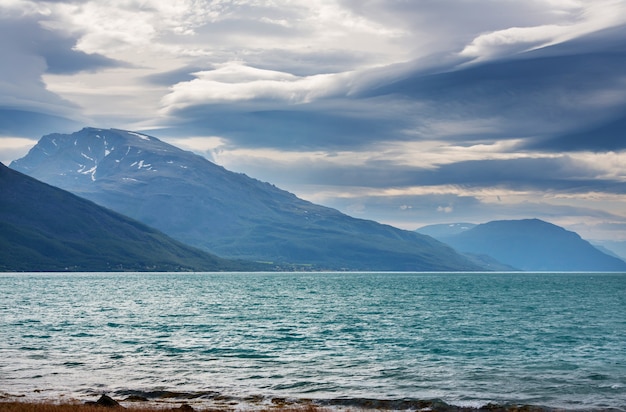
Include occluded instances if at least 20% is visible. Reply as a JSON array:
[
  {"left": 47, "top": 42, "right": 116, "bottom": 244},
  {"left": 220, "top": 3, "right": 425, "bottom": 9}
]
[{"left": 1, "top": 272, "right": 625, "bottom": 410}]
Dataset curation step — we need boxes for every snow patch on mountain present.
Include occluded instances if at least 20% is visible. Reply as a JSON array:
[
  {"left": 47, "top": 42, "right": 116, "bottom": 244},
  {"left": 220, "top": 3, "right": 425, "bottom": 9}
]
[
  {"left": 83, "top": 166, "right": 97, "bottom": 181},
  {"left": 128, "top": 131, "right": 150, "bottom": 141},
  {"left": 129, "top": 160, "right": 155, "bottom": 171}
]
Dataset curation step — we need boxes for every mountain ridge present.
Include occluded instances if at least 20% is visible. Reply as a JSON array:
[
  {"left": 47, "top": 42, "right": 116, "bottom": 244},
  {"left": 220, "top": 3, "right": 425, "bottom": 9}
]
[
  {"left": 10, "top": 127, "right": 483, "bottom": 271},
  {"left": 417, "top": 218, "right": 626, "bottom": 271},
  {"left": 0, "top": 161, "right": 268, "bottom": 272}
]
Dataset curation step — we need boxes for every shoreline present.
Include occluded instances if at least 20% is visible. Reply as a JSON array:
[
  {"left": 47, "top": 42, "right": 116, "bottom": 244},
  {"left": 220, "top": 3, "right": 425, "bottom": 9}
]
[{"left": 2, "top": 393, "right": 620, "bottom": 412}]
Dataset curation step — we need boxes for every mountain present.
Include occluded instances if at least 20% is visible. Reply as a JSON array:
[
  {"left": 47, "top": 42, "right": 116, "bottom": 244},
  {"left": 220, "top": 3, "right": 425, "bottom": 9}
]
[
  {"left": 591, "top": 240, "right": 626, "bottom": 262},
  {"left": 416, "top": 223, "right": 516, "bottom": 271},
  {"left": 0, "top": 162, "right": 267, "bottom": 272},
  {"left": 418, "top": 219, "right": 626, "bottom": 271},
  {"left": 10, "top": 127, "right": 483, "bottom": 271}
]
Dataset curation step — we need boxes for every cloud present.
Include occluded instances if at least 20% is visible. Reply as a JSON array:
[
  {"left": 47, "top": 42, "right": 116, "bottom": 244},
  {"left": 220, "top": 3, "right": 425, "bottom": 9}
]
[
  {"left": 338, "top": 0, "right": 593, "bottom": 58},
  {"left": 321, "top": 189, "right": 626, "bottom": 237},
  {"left": 241, "top": 49, "right": 372, "bottom": 77},
  {"left": 157, "top": 101, "right": 410, "bottom": 151},
  {"left": 2, "top": 0, "right": 626, "bottom": 241},
  {"left": 161, "top": 63, "right": 354, "bottom": 110},
  {"left": 0, "top": 9, "right": 125, "bottom": 135},
  {"left": 144, "top": 66, "right": 206, "bottom": 86},
  {"left": 459, "top": 1, "right": 626, "bottom": 61},
  {"left": 460, "top": 24, "right": 571, "bottom": 59},
  {"left": 46, "top": 1, "right": 198, "bottom": 55},
  {"left": 202, "top": 135, "right": 626, "bottom": 196},
  {"left": 40, "top": 0, "right": 409, "bottom": 67},
  {"left": 0, "top": 136, "right": 38, "bottom": 166},
  {"left": 191, "top": 132, "right": 626, "bottom": 238},
  {"left": 359, "top": 30, "right": 626, "bottom": 148},
  {"left": 159, "top": 25, "right": 626, "bottom": 156},
  {"left": 0, "top": 10, "right": 124, "bottom": 74},
  {"left": 0, "top": 16, "right": 71, "bottom": 112},
  {"left": 422, "top": 157, "right": 626, "bottom": 192},
  {"left": 525, "top": 115, "right": 626, "bottom": 152},
  {"left": 0, "top": 109, "right": 80, "bottom": 138}
]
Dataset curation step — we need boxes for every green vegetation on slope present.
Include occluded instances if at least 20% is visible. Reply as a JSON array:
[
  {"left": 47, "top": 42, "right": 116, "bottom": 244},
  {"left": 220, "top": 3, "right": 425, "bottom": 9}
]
[{"left": 0, "top": 163, "right": 267, "bottom": 272}]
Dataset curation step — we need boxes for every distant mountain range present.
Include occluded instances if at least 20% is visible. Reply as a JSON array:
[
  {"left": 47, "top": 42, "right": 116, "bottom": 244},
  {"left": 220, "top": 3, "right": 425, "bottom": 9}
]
[
  {"left": 10, "top": 127, "right": 482, "bottom": 271},
  {"left": 417, "top": 219, "right": 626, "bottom": 271},
  {"left": 0, "top": 162, "right": 267, "bottom": 272},
  {"left": 591, "top": 240, "right": 626, "bottom": 262}
]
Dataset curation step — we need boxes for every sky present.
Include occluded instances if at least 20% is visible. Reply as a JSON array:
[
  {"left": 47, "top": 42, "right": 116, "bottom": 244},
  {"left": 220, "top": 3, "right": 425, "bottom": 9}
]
[{"left": 2, "top": 0, "right": 626, "bottom": 242}]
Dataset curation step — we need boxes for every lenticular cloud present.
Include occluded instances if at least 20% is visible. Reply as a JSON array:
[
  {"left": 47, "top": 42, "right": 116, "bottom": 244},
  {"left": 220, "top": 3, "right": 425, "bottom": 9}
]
[{"left": 161, "top": 62, "right": 354, "bottom": 112}]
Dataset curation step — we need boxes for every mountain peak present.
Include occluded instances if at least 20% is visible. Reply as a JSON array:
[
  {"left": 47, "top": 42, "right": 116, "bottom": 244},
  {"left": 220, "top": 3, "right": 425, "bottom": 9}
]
[{"left": 11, "top": 127, "right": 215, "bottom": 190}]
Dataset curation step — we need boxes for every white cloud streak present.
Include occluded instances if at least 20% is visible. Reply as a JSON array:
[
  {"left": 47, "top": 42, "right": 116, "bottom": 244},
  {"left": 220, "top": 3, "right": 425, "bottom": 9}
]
[
  {"left": 460, "top": 0, "right": 626, "bottom": 60},
  {"left": 0, "top": 137, "right": 37, "bottom": 165},
  {"left": 161, "top": 62, "right": 354, "bottom": 111}
]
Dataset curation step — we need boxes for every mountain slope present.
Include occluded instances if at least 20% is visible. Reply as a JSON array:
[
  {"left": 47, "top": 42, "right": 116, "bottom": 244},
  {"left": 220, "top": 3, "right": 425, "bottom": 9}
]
[
  {"left": 10, "top": 127, "right": 483, "bottom": 271},
  {"left": 0, "top": 162, "right": 266, "bottom": 272},
  {"left": 421, "top": 219, "right": 626, "bottom": 271},
  {"left": 591, "top": 240, "right": 626, "bottom": 262}
]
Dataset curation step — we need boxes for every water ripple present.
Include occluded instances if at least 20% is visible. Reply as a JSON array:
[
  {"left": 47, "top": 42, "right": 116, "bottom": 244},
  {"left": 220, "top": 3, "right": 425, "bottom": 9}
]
[{"left": 0, "top": 272, "right": 625, "bottom": 411}]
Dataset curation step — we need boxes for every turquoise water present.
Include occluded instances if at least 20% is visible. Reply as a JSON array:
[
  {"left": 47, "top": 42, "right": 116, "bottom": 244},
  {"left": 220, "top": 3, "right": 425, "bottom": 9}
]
[{"left": 1, "top": 272, "right": 625, "bottom": 410}]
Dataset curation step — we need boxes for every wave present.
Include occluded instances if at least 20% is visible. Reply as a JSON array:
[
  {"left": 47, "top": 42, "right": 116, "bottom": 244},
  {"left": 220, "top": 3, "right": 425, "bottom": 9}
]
[{"left": 72, "top": 389, "right": 620, "bottom": 412}]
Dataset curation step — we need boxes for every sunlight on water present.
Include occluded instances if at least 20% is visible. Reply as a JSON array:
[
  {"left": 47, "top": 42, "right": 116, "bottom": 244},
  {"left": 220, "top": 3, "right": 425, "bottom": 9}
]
[{"left": 0, "top": 272, "right": 625, "bottom": 410}]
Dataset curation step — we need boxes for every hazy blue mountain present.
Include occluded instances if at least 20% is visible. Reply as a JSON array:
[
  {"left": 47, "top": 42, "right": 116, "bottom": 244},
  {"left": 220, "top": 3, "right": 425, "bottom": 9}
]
[
  {"left": 0, "top": 162, "right": 268, "bottom": 272},
  {"left": 419, "top": 219, "right": 626, "bottom": 271},
  {"left": 416, "top": 223, "right": 516, "bottom": 271},
  {"left": 10, "top": 128, "right": 483, "bottom": 271},
  {"left": 591, "top": 240, "right": 626, "bottom": 262}
]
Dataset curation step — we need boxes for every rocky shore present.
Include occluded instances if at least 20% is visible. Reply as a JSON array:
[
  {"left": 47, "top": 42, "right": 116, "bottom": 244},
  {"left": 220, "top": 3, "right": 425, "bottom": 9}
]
[{"left": 1, "top": 393, "right": 600, "bottom": 412}]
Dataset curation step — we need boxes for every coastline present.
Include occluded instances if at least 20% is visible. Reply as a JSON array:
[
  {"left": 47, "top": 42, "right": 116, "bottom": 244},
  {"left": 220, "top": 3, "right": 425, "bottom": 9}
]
[{"left": 1, "top": 393, "right": 618, "bottom": 412}]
